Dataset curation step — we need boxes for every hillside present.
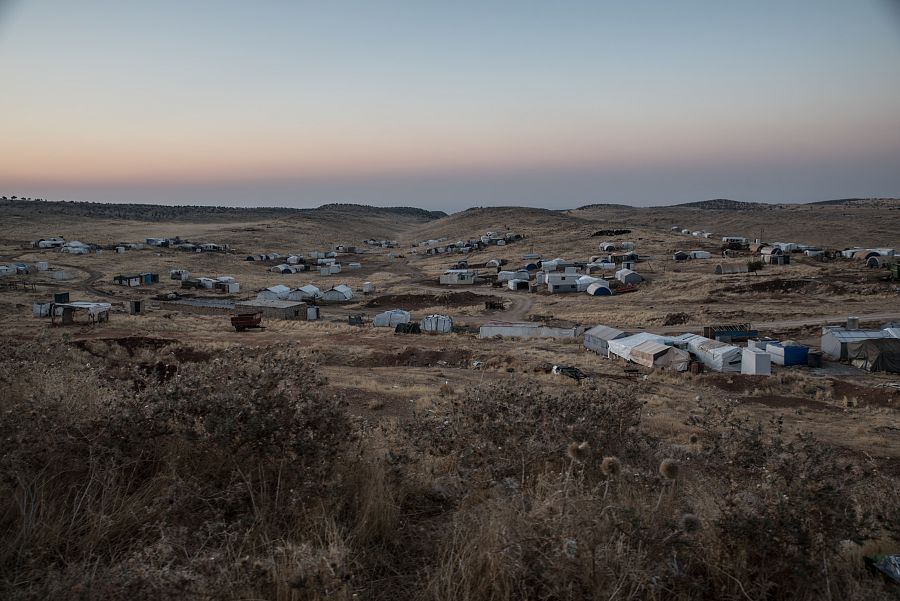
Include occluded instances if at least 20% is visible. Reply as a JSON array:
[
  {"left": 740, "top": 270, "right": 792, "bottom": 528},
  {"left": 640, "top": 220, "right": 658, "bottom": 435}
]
[
  {"left": 667, "top": 199, "right": 772, "bottom": 210},
  {"left": 0, "top": 198, "right": 447, "bottom": 223}
]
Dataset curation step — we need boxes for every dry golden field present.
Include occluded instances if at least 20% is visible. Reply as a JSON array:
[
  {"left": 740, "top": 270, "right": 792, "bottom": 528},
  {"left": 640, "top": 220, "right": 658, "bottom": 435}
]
[{"left": 1, "top": 199, "right": 899, "bottom": 600}]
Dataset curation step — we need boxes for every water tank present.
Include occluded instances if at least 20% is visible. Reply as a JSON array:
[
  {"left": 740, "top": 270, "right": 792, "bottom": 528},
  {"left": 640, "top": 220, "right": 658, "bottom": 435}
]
[{"left": 847, "top": 316, "right": 859, "bottom": 330}]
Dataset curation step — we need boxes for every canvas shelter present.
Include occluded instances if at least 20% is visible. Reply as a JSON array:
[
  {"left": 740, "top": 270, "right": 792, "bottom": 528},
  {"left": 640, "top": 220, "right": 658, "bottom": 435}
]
[
  {"left": 608, "top": 332, "right": 669, "bottom": 362},
  {"left": 675, "top": 334, "right": 742, "bottom": 373},
  {"left": 847, "top": 339, "right": 900, "bottom": 372},
  {"left": 585, "top": 282, "right": 613, "bottom": 296},
  {"left": 373, "top": 309, "right": 411, "bottom": 327},
  {"left": 821, "top": 327, "right": 885, "bottom": 360},
  {"left": 421, "top": 314, "right": 453, "bottom": 333},
  {"left": 257, "top": 284, "right": 291, "bottom": 300},
  {"left": 630, "top": 340, "right": 690, "bottom": 371},
  {"left": 583, "top": 324, "right": 626, "bottom": 355},
  {"left": 322, "top": 284, "right": 353, "bottom": 302},
  {"left": 615, "top": 269, "right": 642, "bottom": 285}
]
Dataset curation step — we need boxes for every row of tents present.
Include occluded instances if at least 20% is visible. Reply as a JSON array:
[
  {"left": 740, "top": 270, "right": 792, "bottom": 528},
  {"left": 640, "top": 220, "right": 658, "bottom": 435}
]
[{"left": 373, "top": 309, "right": 453, "bottom": 333}]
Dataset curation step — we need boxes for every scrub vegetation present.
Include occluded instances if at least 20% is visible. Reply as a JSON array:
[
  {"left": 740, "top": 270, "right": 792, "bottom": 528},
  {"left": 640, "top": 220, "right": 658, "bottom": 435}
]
[{"left": 2, "top": 337, "right": 897, "bottom": 600}]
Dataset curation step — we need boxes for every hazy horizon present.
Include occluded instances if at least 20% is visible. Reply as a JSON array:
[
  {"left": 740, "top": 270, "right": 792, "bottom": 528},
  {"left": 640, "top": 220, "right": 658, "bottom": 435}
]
[{"left": 2, "top": 1, "right": 900, "bottom": 211}]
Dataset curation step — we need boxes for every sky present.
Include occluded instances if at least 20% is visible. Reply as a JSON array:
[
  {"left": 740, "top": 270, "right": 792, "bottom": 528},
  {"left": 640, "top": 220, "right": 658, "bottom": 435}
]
[{"left": 1, "top": 0, "right": 900, "bottom": 211}]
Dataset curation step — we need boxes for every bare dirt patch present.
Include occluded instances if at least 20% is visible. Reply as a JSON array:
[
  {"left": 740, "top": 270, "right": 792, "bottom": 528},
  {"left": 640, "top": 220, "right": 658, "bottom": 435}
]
[
  {"left": 740, "top": 394, "right": 844, "bottom": 413},
  {"left": 364, "top": 291, "right": 492, "bottom": 309}
]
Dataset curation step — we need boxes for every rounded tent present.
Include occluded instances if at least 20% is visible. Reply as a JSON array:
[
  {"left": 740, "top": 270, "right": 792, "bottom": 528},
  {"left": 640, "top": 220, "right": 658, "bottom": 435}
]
[
  {"left": 586, "top": 283, "right": 613, "bottom": 296},
  {"left": 374, "top": 309, "right": 411, "bottom": 327},
  {"left": 421, "top": 314, "right": 452, "bottom": 333}
]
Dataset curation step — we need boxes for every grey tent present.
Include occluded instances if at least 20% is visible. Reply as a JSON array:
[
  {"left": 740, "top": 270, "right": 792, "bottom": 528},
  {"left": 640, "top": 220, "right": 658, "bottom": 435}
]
[
  {"left": 847, "top": 338, "right": 900, "bottom": 372},
  {"left": 584, "top": 324, "right": 626, "bottom": 356}
]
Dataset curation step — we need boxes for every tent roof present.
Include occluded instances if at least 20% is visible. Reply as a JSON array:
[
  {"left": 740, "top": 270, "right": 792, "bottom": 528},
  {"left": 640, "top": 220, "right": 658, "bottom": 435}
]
[
  {"left": 823, "top": 328, "right": 885, "bottom": 342},
  {"left": 585, "top": 324, "right": 625, "bottom": 341}
]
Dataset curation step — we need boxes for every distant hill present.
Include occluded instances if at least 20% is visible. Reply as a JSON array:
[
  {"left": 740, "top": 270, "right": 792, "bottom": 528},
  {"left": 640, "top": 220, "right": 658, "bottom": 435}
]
[
  {"left": 315, "top": 203, "right": 447, "bottom": 220},
  {"left": 0, "top": 198, "right": 447, "bottom": 222},
  {"left": 805, "top": 198, "right": 900, "bottom": 207},
  {"left": 667, "top": 199, "right": 770, "bottom": 210},
  {"left": 574, "top": 203, "right": 636, "bottom": 210}
]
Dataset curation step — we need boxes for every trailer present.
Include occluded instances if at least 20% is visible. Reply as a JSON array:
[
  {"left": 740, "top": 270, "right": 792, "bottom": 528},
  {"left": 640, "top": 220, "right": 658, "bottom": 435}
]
[{"left": 230, "top": 312, "right": 265, "bottom": 331}]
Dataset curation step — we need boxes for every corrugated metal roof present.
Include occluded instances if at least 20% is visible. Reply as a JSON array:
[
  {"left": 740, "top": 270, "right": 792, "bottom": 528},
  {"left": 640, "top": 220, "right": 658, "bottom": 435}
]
[{"left": 824, "top": 328, "right": 886, "bottom": 342}]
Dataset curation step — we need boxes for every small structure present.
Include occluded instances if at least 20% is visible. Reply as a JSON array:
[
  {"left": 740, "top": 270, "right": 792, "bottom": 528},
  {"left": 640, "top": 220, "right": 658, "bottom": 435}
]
[
  {"left": 114, "top": 274, "right": 142, "bottom": 287},
  {"left": 546, "top": 272, "right": 579, "bottom": 293},
  {"left": 373, "top": 309, "right": 411, "bottom": 328},
  {"left": 583, "top": 324, "right": 626, "bottom": 356},
  {"left": 630, "top": 340, "right": 690, "bottom": 371},
  {"left": 847, "top": 339, "right": 900, "bottom": 372},
  {"left": 322, "top": 284, "right": 353, "bottom": 303},
  {"left": 257, "top": 284, "right": 291, "bottom": 300},
  {"left": 288, "top": 284, "right": 322, "bottom": 301},
  {"left": 676, "top": 334, "right": 742, "bottom": 373},
  {"left": 508, "top": 279, "right": 530, "bottom": 290},
  {"left": 478, "top": 321, "right": 584, "bottom": 339},
  {"left": 234, "top": 299, "right": 307, "bottom": 320},
  {"left": 585, "top": 282, "right": 613, "bottom": 296},
  {"left": 440, "top": 269, "right": 477, "bottom": 285},
  {"left": 362, "top": 281, "right": 375, "bottom": 295},
  {"left": 702, "top": 324, "right": 758, "bottom": 344},
  {"left": 766, "top": 342, "right": 809, "bottom": 366},
  {"left": 50, "top": 301, "right": 111, "bottom": 326},
  {"left": 615, "top": 269, "right": 642, "bottom": 285},
  {"left": 821, "top": 326, "right": 886, "bottom": 360},
  {"left": 421, "top": 314, "right": 453, "bottom": 333},
  {"left": 714, "top": 263, "right": 749, "bottom": 274},
  {"left": 741, "top": 347, "right": 772, "bottom": 375},
  {"left": 128, "top": 299, "right": 145, "bottom": 315}
]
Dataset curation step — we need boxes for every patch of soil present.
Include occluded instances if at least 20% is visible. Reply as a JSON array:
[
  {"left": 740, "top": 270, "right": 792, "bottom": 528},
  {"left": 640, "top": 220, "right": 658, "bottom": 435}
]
[
  {"left": 333, "top": 386, "right": 414, "bottom": 420},
  {"left": 662, "top": 312, "right": 691, "bottom": 326},
  {"left": 828, "top": 379, "right": 898, "bottom": 409},
  {"left": 172, "top": 347, "right": 212, "bottom": 363},
  {"left": 365, "top": 292, "right": 491, "bottom": 309},
  {"left": 72, "top": 336, "right": 175, "bottom": 356},
  {"left": 740, "top": 394, "right": 843, "bottom": 413}
]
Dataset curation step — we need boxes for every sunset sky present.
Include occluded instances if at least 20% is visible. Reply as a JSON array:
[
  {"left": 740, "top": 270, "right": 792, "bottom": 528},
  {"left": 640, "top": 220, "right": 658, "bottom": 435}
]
[{"left": 2, "top": 0, "right": 900, "bottom": 210}]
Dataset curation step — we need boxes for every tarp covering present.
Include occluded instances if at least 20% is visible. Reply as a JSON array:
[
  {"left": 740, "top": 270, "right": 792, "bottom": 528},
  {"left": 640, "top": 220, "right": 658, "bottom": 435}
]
[
  {"left": 676, "top": 334, "right": 742, "bottom": 373},
  {"left": 52, "top": 301, "right": 111, "bottom": 317},
  {"left": 373, "top": 309, "right": 411, "bottom": 327},
  {"left": 584, "top": 325, "right": 625, "bottom": 354},
  {"left": 608, "top": 333, "right": 668, "bottom": 362},
  {"left": 421, "top": 314, "right": 452, "bottom": 333},
  {"left": 847, "top": 338, "right": 900, "bottom": 372},
  {"left": 630, "top": 340, "right": 690, "bottom": 371}
]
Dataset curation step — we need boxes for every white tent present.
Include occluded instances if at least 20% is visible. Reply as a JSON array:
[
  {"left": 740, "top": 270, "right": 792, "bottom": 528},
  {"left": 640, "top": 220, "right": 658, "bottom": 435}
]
[
  {"left": 421, "top": 314, "right": 453, "bottom": 333},
  {"left": 576, "top": 275, "right": 604, "bottom": 292},
  {"left": 288, "top": 284, "right": 321, "bottom": 301},
  {"left": 676, "top": 334, "right": 742, "bottom": 373},
  {"left": 257, "top": 284, "right": 291, "bottom": 300},
  {"left": 631, "top": 340, "right": 690, "bottom": 371},
  {"left": 322, "top": 284, "right": 353, "bottom": 302},
  {"left": 374, "top": 309, "right": 411, "bottom": 327},
  {"left": 608, "top": 333, "right": 668, "bottom": 362},
  {"left": 615, "top": 269, "right": 642, "bottom": 285}
]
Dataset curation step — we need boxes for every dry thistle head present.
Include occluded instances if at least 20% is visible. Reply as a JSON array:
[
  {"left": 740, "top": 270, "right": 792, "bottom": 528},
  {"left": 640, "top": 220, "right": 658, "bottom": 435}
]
[
  {"left": 567, "top": 441, "right": 590, "bottom": 462},
  {"left": 601, "top": 456, "right": 621, "bottom": 477},
  {"left": 689, "top": 434, "right": 699, "bottom": 445},
  {"left": 679, "top": 513, "right": 702, "bottom": 533},
  {"left": 659, "top": 458, "right": 679, "bottom": 480}
]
